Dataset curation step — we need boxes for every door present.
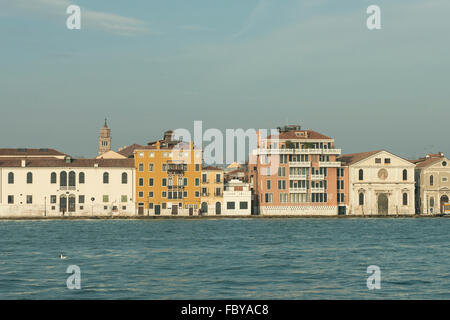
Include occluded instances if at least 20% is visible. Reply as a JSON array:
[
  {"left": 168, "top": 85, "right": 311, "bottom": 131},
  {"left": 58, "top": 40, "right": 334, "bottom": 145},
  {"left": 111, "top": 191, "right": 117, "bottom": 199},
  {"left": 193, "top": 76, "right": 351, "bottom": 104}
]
[
  {"left": 189, "top": 207, "right": 193, "bottom": 216},
  {"left": 441, "top": 195, "right": 449, "bottom": 213},
  {"left": 138, "top": 204, "right": 144, "bottom": 215},
  {"left": 155, "top": 205, "right": 161, "bottom": 215},
  {"left": 68, "top": 195, "right": 76, "bottom": 213},
  {"left": 215, "top": 202, "right": 221, "bottom": 215},
  {"left": 378, "top": 194, "right": 389, "bottom": 215},
  {"left": 59, "top": 195, "right": 67, "bottom": 214},
  {"left": 171, "top": 204, "right": 178, "bottom": 215},
  {"left": 201, "top": 202, "right": 208, "bottom": 214}
]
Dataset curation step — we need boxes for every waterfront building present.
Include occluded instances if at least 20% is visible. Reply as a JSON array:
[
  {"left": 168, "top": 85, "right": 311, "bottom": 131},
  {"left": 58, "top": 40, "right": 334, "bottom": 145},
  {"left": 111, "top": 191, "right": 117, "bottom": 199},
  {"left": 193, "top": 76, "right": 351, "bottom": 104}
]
[
  {"left": 223, "top": 179, "right": 252, "bottom": 215},
  {"left": 410, "top": 152, "right": 449, "bottom": 214},
  {"left": 134, "top": 131, "right": 202, "bottom": 216},
  {"left": 200, "top": 166, "right": 224, "bottom": 215},
  {"left": 249, "top": 125, "right": 343, "bottom": 215},
  {"left": 0, "top": 157, "right": 135, "bottom": 217},
  {"left": 338, "top": 150, "right": 415, "bottom": 215}
]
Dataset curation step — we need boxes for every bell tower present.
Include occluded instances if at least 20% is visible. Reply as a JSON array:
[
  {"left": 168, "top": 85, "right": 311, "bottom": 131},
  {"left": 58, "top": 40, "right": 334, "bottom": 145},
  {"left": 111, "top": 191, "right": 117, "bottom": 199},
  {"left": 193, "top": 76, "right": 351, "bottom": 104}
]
[{"left": 98, "top": 118, "right": 111, "bottom": 155}]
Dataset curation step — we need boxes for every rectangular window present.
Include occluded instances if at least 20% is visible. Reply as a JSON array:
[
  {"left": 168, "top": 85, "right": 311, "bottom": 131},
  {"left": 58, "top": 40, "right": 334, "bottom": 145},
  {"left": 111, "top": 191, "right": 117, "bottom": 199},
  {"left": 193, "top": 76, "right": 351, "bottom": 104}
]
[
  {"left": 216, "top": 174, "right": 221, "bottom": 183},
  {"left": 227, "top": 202, "right": 235, "bottom": 210},
  {"left": 195, "top": 164, "right": 200, "bottom": 171},
  {"left": 375, "top": 158, "right": 381, "bottom": 164},
  {"left": 195, "top": 191, "right": 200, "bottom": 197},
  {"left": 138, "top": 163, "right": 144, "bottom": 172},
  {"left": 149, "top": 163, "right": 154, "bottom": 171},
  {"left": 50, "top": 195, "right": 57, "bottom": 204},
  {"left": 183, "top": 191, "right": 188, "bottom": 198},
  {"left": 195, "top": 178, "right": 200, "bottom": 186},
  {"left": 8, "top": 195, "right": 14, "bottom": 204},
  {"left": 79, "top": 195, "right": 85, "bottom": 204},
  {"left": 103, "top": 195, "right": 109, "bottom": 203},
  {"left": 138, "top": 178, "right": 144, "bottom": 186},
  {"left": 138, "top": 191, "right": 143, "bottom": 198},
  {"left": 184, "top": 178, "right": 188, "bottom": 186},
  {"left": 239, "top": 202, "right": 248, "bottom": 210},
  {"left": 26, "top": 195, "right": 33, "bottom": 204},
  {"left": 121, "top": 195, "right": 127, "bottom": 203},
  {"left": 162, "top": 178, "right": 167, "bottom": 186},
  {"left": 149, "top": 178, "right": 154, "bottom": 186},
  {"left": 202, "top": 174, "right": 207, "bottom": 183},
  {"left": 385, "top": 158, "right": 391, "bottom": 164},
  {"left": 162, "top": 191, "right": 167, "bottom": 198},
  {"left": 162, "top": 164, "right": 167, "bottom": 171},
  {"left": 267, "top": 180, "right": 271, "bottom": 190},
  {"left": 278, "top": 167, "right": 286, "bottom": 177}
]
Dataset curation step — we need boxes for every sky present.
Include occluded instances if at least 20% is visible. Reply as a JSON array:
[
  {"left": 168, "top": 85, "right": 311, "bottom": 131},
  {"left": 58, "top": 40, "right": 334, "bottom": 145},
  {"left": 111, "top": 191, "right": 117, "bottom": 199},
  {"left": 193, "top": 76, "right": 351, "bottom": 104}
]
[{"left": 0, "top": 0, "right": 449, "bottom": 160}]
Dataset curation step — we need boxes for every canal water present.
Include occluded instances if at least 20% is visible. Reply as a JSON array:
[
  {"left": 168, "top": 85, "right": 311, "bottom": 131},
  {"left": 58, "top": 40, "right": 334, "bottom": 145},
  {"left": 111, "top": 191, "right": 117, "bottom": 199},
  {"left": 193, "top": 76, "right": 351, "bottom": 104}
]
[{"left": 0, "top": 218, "right": 448, "bottom": 299}]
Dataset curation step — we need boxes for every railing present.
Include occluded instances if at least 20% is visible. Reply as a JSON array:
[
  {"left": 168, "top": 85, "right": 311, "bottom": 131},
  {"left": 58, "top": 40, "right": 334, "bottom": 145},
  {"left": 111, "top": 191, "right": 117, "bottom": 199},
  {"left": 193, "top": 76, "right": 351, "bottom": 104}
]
[
  {"left": 288, "top": 161, "right": 311, "bottom": 167},
  {"left": 256, "top": 148, "right": 341, "bottom": 155},
  {"left": 311, "top": 187, "right": 325, "bottom": 193},
  {"left": 311, "top": 174, "right": 325, "bottom": 180},
  {"left": 60, "top": 186, "right": 76, "bottom": 190},
  {"left": 289, "top": 174, "right": 307, "bottom": 179},
  {"left": 290, "top": 187, "right": 307, "bottom": 193},
  {"left": 319, "top": 161, "right": 341, "bottom": 167}
]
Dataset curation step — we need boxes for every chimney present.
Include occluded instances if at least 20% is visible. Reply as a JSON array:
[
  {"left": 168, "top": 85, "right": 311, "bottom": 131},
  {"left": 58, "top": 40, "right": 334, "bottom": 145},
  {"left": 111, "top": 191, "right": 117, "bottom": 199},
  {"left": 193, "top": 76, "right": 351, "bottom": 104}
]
[{"left": 21, "top": 160, "right": 26, "bottom": 167}]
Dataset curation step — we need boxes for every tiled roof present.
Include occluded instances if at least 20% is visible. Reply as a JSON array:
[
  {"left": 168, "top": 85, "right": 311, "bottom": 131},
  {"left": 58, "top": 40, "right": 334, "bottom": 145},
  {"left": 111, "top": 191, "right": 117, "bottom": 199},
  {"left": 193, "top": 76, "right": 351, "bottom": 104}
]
[
  {"left": 413, "top": 156, "right": 445, "bottom": 168},
  {"left": 0, "top": 148, "right": 66, "bottom": 157},
  {"left": 117, "top": 144, "right": 144, "bottom": 157},
  {"left": 337, "top": 150, "right": 384, "bottom": 166},
  {"left": 202, "top": 166, "right": 222, "bottom": 171},
  {"left": 266, "top": 129, "right": 332, "bottom": 140},
  {"left": 0, "top": 158, "right": 134, "bottom": 168}
]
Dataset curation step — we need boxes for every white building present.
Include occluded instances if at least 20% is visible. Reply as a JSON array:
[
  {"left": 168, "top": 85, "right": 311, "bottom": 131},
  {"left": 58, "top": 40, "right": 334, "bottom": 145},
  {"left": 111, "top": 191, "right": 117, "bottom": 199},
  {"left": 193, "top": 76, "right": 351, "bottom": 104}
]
[
  {"left": 223, "top": 179, "right": 252, "bottom": 215},
  {"left": 0, "top": 157, "right": 136, "bottom": 217},
  {"left": 338, "top": 150, "right": 415, "bottom": 215}
]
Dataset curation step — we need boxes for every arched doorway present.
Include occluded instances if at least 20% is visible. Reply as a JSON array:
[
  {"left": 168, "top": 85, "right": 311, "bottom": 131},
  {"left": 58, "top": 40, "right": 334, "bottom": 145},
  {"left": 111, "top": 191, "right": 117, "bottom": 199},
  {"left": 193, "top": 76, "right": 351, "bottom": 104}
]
[
  {"left": 60, "top": 195, "right": 67, "bottom": 215},
  {"left": 378, "top": 194, "right": 388, "bottom": 215},
  {"left": 215, "top": 202, "right": 221, "bottom": 215},
  {"left": 441, "top": 195, "right": 449, "bottom": 213},
  {"left": 201, "top": 202, "right": 208, "bottom": 214}
]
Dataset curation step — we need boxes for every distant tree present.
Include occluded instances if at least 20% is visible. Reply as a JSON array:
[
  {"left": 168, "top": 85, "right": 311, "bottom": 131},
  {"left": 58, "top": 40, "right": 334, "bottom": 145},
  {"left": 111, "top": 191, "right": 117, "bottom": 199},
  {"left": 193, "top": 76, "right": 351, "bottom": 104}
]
[{"left": 285, "top": 140, "right": 296, "bottom": 149}]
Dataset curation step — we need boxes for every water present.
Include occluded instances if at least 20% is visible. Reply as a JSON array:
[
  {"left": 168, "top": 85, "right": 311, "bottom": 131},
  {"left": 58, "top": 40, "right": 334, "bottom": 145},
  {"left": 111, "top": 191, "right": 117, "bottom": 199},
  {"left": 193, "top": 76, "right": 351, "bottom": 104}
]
[{"left": 0, "top": 218, "right": 449, "bottom": 299}]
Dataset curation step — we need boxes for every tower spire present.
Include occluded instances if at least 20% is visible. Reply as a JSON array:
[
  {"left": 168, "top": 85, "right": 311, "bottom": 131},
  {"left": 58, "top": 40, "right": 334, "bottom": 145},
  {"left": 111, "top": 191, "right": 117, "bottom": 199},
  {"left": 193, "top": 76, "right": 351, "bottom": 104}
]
[{"left": 98, "top": 118, "right": 111, "bottom": 155}]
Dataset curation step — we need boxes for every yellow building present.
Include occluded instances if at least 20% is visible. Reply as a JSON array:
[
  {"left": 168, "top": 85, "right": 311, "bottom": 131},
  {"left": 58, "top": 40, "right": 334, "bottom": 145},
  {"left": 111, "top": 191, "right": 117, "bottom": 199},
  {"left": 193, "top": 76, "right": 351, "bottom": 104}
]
[
  {"left": 200, "top": 166, "right": 224, "bottom": 215},
  {"left": 134, "top": 137, "right": 202, "bottom": 216}
]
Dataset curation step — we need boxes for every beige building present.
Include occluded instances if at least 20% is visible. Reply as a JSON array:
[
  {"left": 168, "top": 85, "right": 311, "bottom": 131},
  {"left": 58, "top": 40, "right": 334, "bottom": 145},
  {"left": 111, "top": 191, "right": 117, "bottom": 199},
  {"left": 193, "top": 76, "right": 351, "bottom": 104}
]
[
  {"left": 223, "top": 179, "right": 252, "bottom": 215},
  {"left": 200, "top": 166, "right": 224, "bottom": 215},
  {"left": 338, "top": 150, "right": 415, "bottom": 215},
  {"left": 411, "top": 153, "right": 450, "bottom": 214}
]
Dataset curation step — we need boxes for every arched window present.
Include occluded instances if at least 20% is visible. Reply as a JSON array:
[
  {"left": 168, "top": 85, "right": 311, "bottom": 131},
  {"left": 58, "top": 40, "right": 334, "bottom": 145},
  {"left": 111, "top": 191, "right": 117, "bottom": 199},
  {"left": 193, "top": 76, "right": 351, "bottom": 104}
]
[
  {"left": 103, "top": 172, "right": 109, "bottom": 184},
  {"left": 122, "top": 172, "right": 128, "bottom": 184},
  {"left": 359, "top": 169, "right": 364, "bottom": 181},
  {"left": 50, "top": 172, "right": 57, "bottom": 184},
  {"left": 26, "top": 172, "right": 33, "bottom": 184},
  {"left": 79, "top": 172, "right": 85, "bottom": 184},
  {"left": 403, "top": 193, "right": 408, "bottom": 205},
  {"left": 68, "top": 171, "right": 76, "bottom": 187},
  {"left": 8, "top": 172, "right": 14, "bottom": 184},
  {"left": 402, "top": 169, "right": 407, "bottom": 181},
  {"left": 359, "top": 193, "right": 364, "bottom": 205},
  {"left": 430, "top": 175, "right": 434, "bottom": 186},
  {"left": 60, "top": 171, "right": 67, "bottom": 187}
]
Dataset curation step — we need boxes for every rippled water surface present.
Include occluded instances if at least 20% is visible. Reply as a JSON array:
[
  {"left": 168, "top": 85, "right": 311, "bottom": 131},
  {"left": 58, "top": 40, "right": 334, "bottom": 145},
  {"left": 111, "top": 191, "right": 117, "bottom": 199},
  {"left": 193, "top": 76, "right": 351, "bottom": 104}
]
[{"left": 0, "top": 218, "right": 449, "bottom": 299}]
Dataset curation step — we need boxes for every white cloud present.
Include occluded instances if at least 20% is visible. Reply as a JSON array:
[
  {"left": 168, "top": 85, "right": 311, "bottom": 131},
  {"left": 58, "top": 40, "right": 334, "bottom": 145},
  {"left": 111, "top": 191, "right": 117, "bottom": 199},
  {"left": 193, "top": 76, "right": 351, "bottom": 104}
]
[{"left": 3, "top": 0, "right": 151, "bottom": 36}]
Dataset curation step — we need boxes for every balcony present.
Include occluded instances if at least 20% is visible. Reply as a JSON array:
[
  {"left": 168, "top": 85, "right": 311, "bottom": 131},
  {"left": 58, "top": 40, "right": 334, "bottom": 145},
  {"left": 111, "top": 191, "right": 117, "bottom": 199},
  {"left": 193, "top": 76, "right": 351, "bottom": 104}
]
[
  {"left": 311, "top": 187, "right": 325, "bottom": 193},
  {"left": 311, "top": 174, "right": 325, "bottom": 180},
  {"left": 288, "top": 161, "right": 311, "bottom": 167},
  {"left": 319, "top": 161, "right": 341, "bottom": 167},
  {"left": 167, "top": 163, "right": 185, "bottom": 175},
  {"left": 289, "top": 174, "right": 307, "bottom": 180},
  {"left": 290, "top": 187, "right": 307, "bottom": 193},
  {"left": 255, "top": 148, "right": 341, "bottom": 155}
]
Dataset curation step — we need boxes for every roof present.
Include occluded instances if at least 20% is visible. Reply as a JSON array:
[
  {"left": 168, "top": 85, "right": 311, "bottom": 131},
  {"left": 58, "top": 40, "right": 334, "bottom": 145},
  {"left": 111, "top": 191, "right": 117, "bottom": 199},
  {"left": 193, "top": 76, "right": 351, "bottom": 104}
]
[
  {"left": 0, "top": 158, "right": 135, "bottom": 168},
  {"left": 413, "top": 156, "right": 446, "bottom": 168},
  {"left": 202, "top": 165, "right": 222, "bottom": 171},
  {"left": 266, "top": 129, "right": 332, "bottom": 140},
  {"left": 117, "top": 144, "right": 144, "bottom": 158},
  {"left": 226, "top": 162, "right": 242, "bottom": 169},
  {"left": 0, "top": 148, "right": 67, "bottom": 157},
  {"left": 337, "top": 150, "right": 384, "bottom": 166}
]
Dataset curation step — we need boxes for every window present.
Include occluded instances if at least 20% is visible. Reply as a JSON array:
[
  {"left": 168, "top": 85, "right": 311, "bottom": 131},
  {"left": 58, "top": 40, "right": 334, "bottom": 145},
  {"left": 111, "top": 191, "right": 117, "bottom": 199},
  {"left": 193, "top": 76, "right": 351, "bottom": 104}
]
[
  {"left": 27, "top": 172, "right": 33, "bottom": 184},
  {"left": 149, "top": 163, "right": 154, "bottom": 171},
  {"left": 103, "top": 172, "right": 109, "bottom": 184},
  {"left": 358, "top": 169, "right": 364, "bottom": 181},
  {"left": 240, "top": 202, "right": 248, "bottom": 210},
  {"left": 122, "top": 172, "right": 128, "bottom": 184},
  {"left": 138, "top": 191, "right": 144, "bottom": 198},
  {"left": 402, "top": 169, "right": 407, "bottom": 181},
  {"left": 195, "top": 178, "right": 200, "bottom": 186},
  {"left": 267, "top": 180, "right": 271, "bottom": 190},
  {"left": 162, "top": 178, "right": 167, "bottom": 186},
  {"left": 26, "top": 195, "right": 33, "bottom": 204},
  {"left": 121, "top": 195, "right": 127, "bottom": 203},
  {"left": 385, "top": 158, "right": 391, "bottom": 164},
  {"left": 79, "top": 172, "right": 85, "bottom": 184},
  {"left": 195, "top": 191, "right": 200, "bottom": 197},
  {"left": 8, "top": 195, "right": 14, "bottom": 204},
  {"left": 227, "top": 202, "right": 235, "bottom": 210},
  {"left": 149, "top": 178, "right": 154, "bottom": 186},
  {"left": 60, "top": 171, "right": 67, "bottom": 187},
  {"left": 79, "top": 195, "right": 85, "bottom": 204},
  {"left": 138, "top": 178, "right": 144, "bottom": 186},
  {"left": 265, "top": 193, "right": 273, "bottom": 203},
  {"left": 202, "top": 174, "right": 207, "bottom": 183},
  {"left": 68, "top": 171, "right": 76, "bottom": 187},
  {"left": 375, "top": 158, "right": 381, "bottom": 164},
  {"left": 8, "top": 172, "right": 14, "bottom": 184},
  {"left": 162, "top": 191, "right": 167, "bottom": 198},
  {"left": 184, "top": 178, "right": 188, "bottom": 186},
  {"left": 403, "top": 193, "right": 408, "bottom": 205},
  {"left": 278, "top": 167, "right": 286, "bottom": 177},
  {"left": 216, "top": 174, "right": 221, "bottom": 183},
  {"left": 195, "top": 164, "right": 200, "bottom": 171},
  {"left": 278, "top": 180, "right": 286, "bottom": 190},
  {"left": 103, "top": 195, "right": 109, "bottom": 203},
  {"left": 51, "top": 172, "right": 57, "bottom": 184},
  {"left": 149, "top": 192, "right": 154, "bottom": 198},
  {"left": 50, "top": 195, "right": 57, "bottom": 204},
  {"left": 430, "top": 175, "right": 434, "bottom": 186},
  {"left": 359, "top": 193, "right": 364, "bottom": 205},
  {"left": 138, "top": 163, "right": 144, "bottom": 172}
]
